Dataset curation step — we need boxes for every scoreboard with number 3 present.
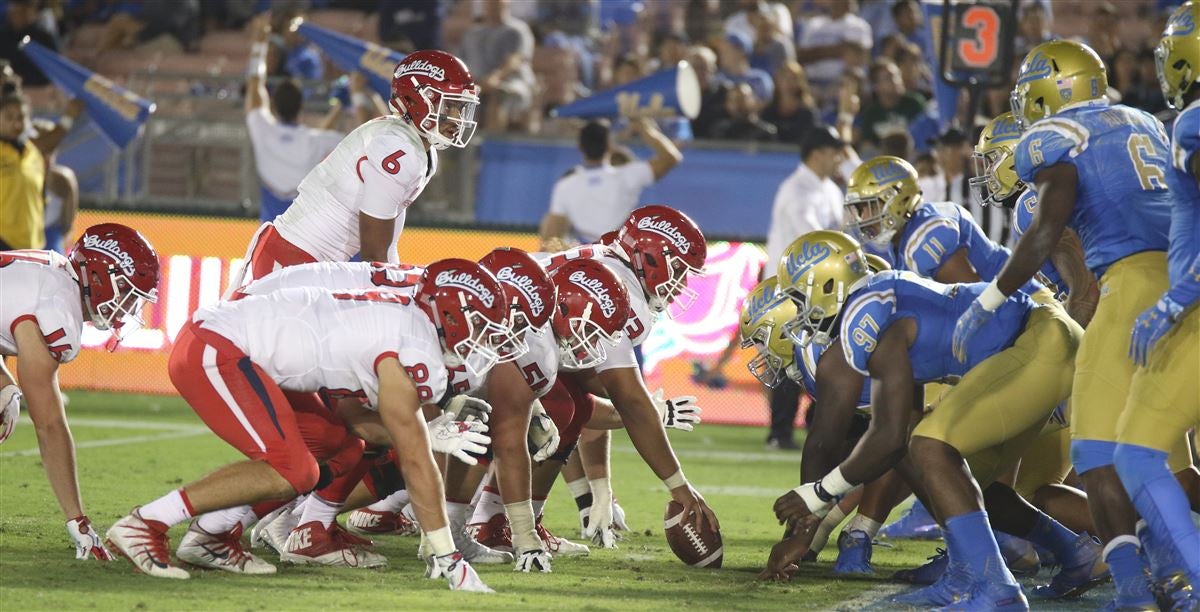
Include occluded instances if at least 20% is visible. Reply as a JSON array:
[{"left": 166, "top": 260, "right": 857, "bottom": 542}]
[{"left": 937, "top": 0, "right": 1019, "bottom": 87}]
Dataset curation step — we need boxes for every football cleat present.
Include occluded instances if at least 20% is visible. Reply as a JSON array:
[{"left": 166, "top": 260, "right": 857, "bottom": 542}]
[
  {"left": 471, "top": 513, "right": 513, "bottom": 554},
  {"left": 612, "top": 500, "right": 629, "bottom": 532},
  {"left": 514, "top": 549, "right": 553, "bottom": 573},
  {"left": 537, "top": 519, "right": 589, "bottom": 558},
  {"left": 453, "top": 515, "right": 513, "bottom": 564},
  {"left": 1153, "top": 572, "right": 1199, "bottom": 611},
  {"left": 997, "top": 532, "right": 1041, "bottom": 578},
  {"left": 346, "top": 508, "right": 420, "bottom": 537},
  {"left": 176, "top": 522, "right": 276, "bottom": 574},
  {"left": 832, "top": 529, "right": 874, "bottom": 575},
  {"left": 880, "top": 499, "right": 941, "bottom": 540},
  {"left": 281, "top": 521, "right": 387, "bottom": 568},
  {"left": 1030, "top": 533, "right": 1109, "bottom": 600},
  {"left": 895, "top": 548, "right": 949, "bottom": 585},
  {"left": 105, "top": 510, "right": 190, "bottom": 579},
  {"left": 250, "top": 499, "right": 299, "bottom": 553},
  {"left": 937, "top": 580, "right": 1029, "bottom": 611},
  {"left": 426, "top": 551, "right": 495, "bottom": 593},
  {"left": 893, "top": 559, "right": 974, "bottom": 607}
]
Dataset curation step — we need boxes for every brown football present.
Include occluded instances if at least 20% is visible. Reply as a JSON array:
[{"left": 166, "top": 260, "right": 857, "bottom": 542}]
[{"left": 663, "top": 500, "right": 723, "bottom": 568}]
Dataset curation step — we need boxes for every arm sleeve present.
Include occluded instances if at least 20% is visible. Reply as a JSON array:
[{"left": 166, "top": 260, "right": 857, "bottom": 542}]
[
  {"left": 359, "top": 134, "right": 423, "bottom": 221},
  {"left": 1014, "top": 120, "right": 1087, "bottom": 183},
  {"left": 902, "top": 217, "right": 960, "bottom": 277},
  {"left": 838, "top": 288, "right": 897, "bottom": 376},
  {"left": 618, "top": 161, "right": 655, "bottom": 192}
]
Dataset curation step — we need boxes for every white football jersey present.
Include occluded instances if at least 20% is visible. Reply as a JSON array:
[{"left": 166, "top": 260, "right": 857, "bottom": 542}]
[
  {"left": 240, "top": 261, "right": 421, "bottom": 298},
  {"left": 0, "top": 251, "right": 84, "bottom": 363},
  {"left": 512, "top": 322, "right": 560, "bottom": 398},
  {"left": 194, "top": 287, "right": 448, "bottom": 407},
  {"left": 273, "top": 116, "right": 438, "bottom": 263},
  {"left": 533, "top": 245, "right": 654, "bottom": 373}
]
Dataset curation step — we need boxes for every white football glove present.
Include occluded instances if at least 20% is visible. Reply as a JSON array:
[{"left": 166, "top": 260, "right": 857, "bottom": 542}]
[
  {"left": 527, "top": 400, "right": 560, "bottom": 462},
  {"left": 651, "top": 388, "right": 702, "bottom": 432},
  {"left": 428, "top": 412, "right": 491, "bottom": 466},
  {"left": 426, "top": 551, "right": 494, "bottom": 593},
  {"left": 583, "top": 479, "right": 619, "bottom": 548},
  {"left": 67, "top": 516, "right": 113, "bottom": 561},
  {"left": 612, "top": 499, "right": 629, "bottom": 532},
  {"left": 513, "top": 548, "right": 553, "bottom": 573},
  {"left": 445, "top": 395, "right": 492, "bottom": 423},
  {"left": 0, "top": 384, "right": 21, "bottom": 444}
]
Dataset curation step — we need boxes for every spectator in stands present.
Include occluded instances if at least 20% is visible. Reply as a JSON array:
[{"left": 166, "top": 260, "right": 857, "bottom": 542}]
[
  {"left": 43, "top": 164, "right": 77, "bottom": 253},
  {"left": 890, "top": 0, "right": 928, "bottom": 56},
  {"left": 0, "top": 0, "right": 60, "bottom": 87},
  {"left": 378, "top": 0, "right": 444, "bottom": 52},
  {"left": 710, "top": 82, "right": 777, "bottom": 142},
  {"left": 0, "top": 90, "right": 79, "bottom": 250},
  {"left": 856, "top": 58, "right": 926, "bottom": 149},
  {"left": 244, "top": 15, "right": 362, "bottom": 223},
  {"left": 796, "top": 0, "right": 872, "bottom": 113},
  {"left": 762, "top": 61, "right": 817, "bottom": 146},
  {"left": 1086, "top": 1, "right": 1122, "bottom": 62},
  {"left": 687, "top": 44, "right": 731, "bottom": 139},
  {"left": 271, "top": 12, "right": 323, "bottom": 80},
  {"left": 612, "top": 53, "right": 645, "bottom": 86},
  {"left": 748, "top": 4, "right": 795, "bottom": 77},
  {"left": 725, "top": 0, "right": 793, "bottom": 47},
  {"left": 1015, "top": 1, "right": 1052, "bottom": 58},
  {"left": 538, "top": 117, "right": 682, "bottom": 250},
  {"left": 717, "top": 32, "right": 774, "bottom": 106},
  {"left": 761, "top": 125, "right": 851, "bottom": 450},
  {"left": 654, "top": 32, "right": 690, "bottom": 72},
  {"left": 893, "top": 40, "right": 932, "bottom": 100},
  {"left": 460, "top": 0, "right": 536, "bottom": 132},
  {"left": 98, "top": 0, "right": 202, "bottom": 55}
]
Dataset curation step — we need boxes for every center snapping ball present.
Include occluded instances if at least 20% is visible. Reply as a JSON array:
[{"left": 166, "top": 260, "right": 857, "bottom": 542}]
[{"left": 663, "top": 500, "right": 722, "bottom": 568}]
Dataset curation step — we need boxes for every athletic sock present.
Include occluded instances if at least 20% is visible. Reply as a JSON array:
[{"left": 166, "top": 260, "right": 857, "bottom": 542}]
[
  {"left": 1103, "top": 537, "right": 1155, "bottom": 605},
  {"left": 1115, "top": 444, "right": 1200, "bottom": 578},
  {"left": 367, "top": 490, "right": 410, "bottom": 513},
  {"left": 810, "top": 505, "right": 846, "bottom": 554},
  {"left": 298, "top": 494, "right": 341, "bottom": 528},
  {"left": 196, "top": 505, "right": 251, "bottom": 534},
  {"left": 1022, "top": 512, "right": 1081, "bottom": 562},
  {"left": 469, "top": 485, "right": 505, "bottom": 524},
  {"left": 239, "top": 507, "right": 258, "bottom": 530},
  {"left": 944, "top": 511, "right": 1016, "bottom": 585},
  {"left": 846, "top": 513, "right": 882, "bottom": 539},
  {"left": 532, "top": 495, "right": 547, "bottom": 519},
  {"left": 567, "top": 477, "right": 592, "bottom": 512},
  {"left": 139, "top": 489, "right": 195, "bottom": 528},
  {"left": 446, "top": 501, "right": 471, "bottom": 526}
]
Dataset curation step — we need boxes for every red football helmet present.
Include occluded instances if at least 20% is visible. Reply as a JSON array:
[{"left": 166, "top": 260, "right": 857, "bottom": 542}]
[
  {"left": 67, "top": 223, "right": 159, "bottom": 343},
  {"left": 614, "top": 205, "right": 707, "bottom": 317},
  {"left": 479, "top": 248, "right": 555, "bottom": 352},
  {"left": 390, "top": 50, "right": 480, "bottom": 150},
  {"left": 550, "top": 259, "right": 631, "bottom": 369},
  {"left": 414, "top": 258, "right": 514, "bottom": 376}
]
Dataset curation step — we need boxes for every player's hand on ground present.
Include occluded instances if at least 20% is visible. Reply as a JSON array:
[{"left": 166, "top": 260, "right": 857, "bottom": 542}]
[
  {"left": 759, "top": 535, "right": 811, "bottom": 582},
  {"left": 514, "top": 548, "right": 553, "bottom": 573},
  {"left": 584, "top": 486, "right": 619, "bottom": 548},
  {"left": 426, "top": 551, "right": 495, "bottom": 593},
  {"left": 773, "top": 488, "right": 815, "bottom": 528},
  {"left": 527, "top": 400, "right": 560, "bottom": 462},
  {"left": 428, "top": 412, "right": 491, "bottom": 465},
  {"left": 67, "top": 516, "right": 112, "bottom": 561},
  {"left": 670, "top": 484, "right": 720, "bottom": 533},
  {"left": 651, "top": 388, "right": 702, "bottom": 432},
  {"left": 0, "top": 384, "right": 22, "bottom": 444}
]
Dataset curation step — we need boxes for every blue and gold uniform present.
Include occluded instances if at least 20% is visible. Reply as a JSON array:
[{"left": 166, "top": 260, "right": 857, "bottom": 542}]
[
  {"left": 1013, "top": 100, "right": 1176, "bottom": 455},
  {"left": 840, "top": 270, "right": 1082, "bottom": 485},
  {"left": 1010, "top": 191, "right": 1067, "bottom": 294}
]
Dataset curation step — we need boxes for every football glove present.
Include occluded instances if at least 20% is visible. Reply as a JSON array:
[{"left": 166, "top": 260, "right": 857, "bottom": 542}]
[
  {"left": 428, "top": 412, "right": 491, "bottom": 466},
  {"left": 951, "top": 299, "right": 995, "bottom": 363},
  {"left": 1129, "top": 293, "right": 1185, "bottom": 367},
  {"left": 651, "top": 388, "right": 702, "bottom": 432},
  {"left": 527, "top": 400, "right": 560, "bottom": 462},
  {"left": 584, "top": 478, "right": 619, "bottom": 548},
  {"left": 444, "top": 395, "right": 492, "bottom": 423},
  {"left": 67, "top": 516, "right": 112, "bottom": 561},
  {"left": 0, "top": 384, "right": 21, "bottom": 444},
  {"left": 426, "top": 551, "right": 494, "bottom": 593},
  {"left": 513, "top": 549, "right": 553, "bottom": 573}
]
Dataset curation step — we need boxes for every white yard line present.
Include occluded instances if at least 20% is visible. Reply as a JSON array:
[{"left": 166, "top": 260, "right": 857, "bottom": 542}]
[
  {"left": 1, "top": 417, "right": 207, "bottom": 458},
  {"left": 18, "top": 416, "right": 201, "bottom": 431},
  {"left": 613, "top": 446, "right": 800, "bottom": 463},
  {"left": 822, "top": 583, "right": 906, "bottom": 611}
]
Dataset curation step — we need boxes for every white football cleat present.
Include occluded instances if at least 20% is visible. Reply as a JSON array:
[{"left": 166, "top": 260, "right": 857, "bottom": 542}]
[
  {"left": 253, "top": 502, "right": 301, "bottom": 555},
  {"left": 281, "top": 521, "right": 387, "bottom": 568},
  {"left": 427, "top": 551, "right": 495, "bottom": 592},
  {"left": 105, "top": 510, "right": 190, "bottom": 579},
  {"left": 176, "top": 522, "right": 276, "bottom": 574},
  {"left": 514, "top": 548, "right": 553, "bottom": 573},
  {"left": 346, "top": 508, "right": 420, "bottom": 537},
  {"left": 612, "top": 500, "right": 629, "bottom": 532},
  {"left": 538, "top": 520, "right": 590, "bottom": 557},
  {"left": 452, "top": 515, "right": 513, "bottom": 564}
]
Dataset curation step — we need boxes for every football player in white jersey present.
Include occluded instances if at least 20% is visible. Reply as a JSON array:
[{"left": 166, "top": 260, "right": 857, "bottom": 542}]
[
  {"left": 0, "top": 223, "right": 160, "bottom": 561},
  {"left": 105, "top": 260, "right": 511, "bottom": 592},
  {"left": 225, "top": 49, "right": 480, "bottom": 294}
]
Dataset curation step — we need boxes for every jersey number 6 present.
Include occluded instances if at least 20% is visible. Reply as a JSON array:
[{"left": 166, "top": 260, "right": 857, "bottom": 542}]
[{"left": 381, "top": 149, "right": 406, "bottom": 175}]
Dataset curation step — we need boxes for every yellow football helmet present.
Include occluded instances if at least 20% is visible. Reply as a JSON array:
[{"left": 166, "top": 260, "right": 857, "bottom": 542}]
[
  {"left": 844, "top": 156, "right": 923, "bottom": 249},
  {"left": 1011, "top": 40, "right": 1108, "bottom": 128},
  {"left": 775, "top": 230, "right": 869, "bottom": 347},
  {"left": 969, "top": 112, "right": 1026, "bottom": 208},
  {"left": 1156, "top": 1, "right": 1200, "bottom": 110},
  {"left": 864, "top": 253, "right": 891, "bottom": 273},
  {"left": 738, "top": 277, "right": 797, "bottom": 388}
]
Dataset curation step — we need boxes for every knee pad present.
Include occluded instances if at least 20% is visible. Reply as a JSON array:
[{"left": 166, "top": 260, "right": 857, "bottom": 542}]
[
  {"left": 548, "top": 438, "right": 579, "bottom": 464},
  {"left": 1070, "top": 439, "right": 1119, "bottom": 475},
  {"left": 1113, "top": 443, "right": 1172, "bottom": 495}
]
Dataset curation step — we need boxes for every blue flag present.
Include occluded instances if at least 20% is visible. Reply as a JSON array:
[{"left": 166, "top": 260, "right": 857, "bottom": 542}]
[
  {"left": 296, "top": 22, "right": 405, "bottom": 99},
  {"left": 19, "top": 38, "right": 155, "bottom": 149}
]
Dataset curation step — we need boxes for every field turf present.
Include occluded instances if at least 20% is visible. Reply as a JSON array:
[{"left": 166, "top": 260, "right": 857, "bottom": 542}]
[{"left": 1, "top": 391, "right": 1115, "bottom": 610}]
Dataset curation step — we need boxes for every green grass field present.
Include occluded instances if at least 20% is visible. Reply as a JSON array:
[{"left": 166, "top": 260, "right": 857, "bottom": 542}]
[{"left": 0, "top": 391, "right": 1115, "bottom": 610}]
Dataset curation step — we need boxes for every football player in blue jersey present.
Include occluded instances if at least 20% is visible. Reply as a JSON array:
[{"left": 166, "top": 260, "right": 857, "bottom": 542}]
[
  {"left": 950, "top": 39, "right": 1188, "bottom": 610},
  {"left": 1113, "top": 3, "right": 1200, "bottom": 607},
  {"left": 761, "top": 231, "right": 1102, "bottom": 608}
]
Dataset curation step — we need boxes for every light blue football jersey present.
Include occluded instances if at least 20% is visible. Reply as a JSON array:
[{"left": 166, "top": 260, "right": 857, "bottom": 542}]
[
  {"left": 1013, "top": 102, "right": 1173, "bottom": 277},
  {"left": 792, "top": 342, "right": 871, "bottom": 410},
  {"left": 1010, "top": 190, "right": 1067, "bottom": 293},
  {"left": 1168, "top": 100, "right": 1200, "bottom": 290},
  {"left": 838, "top": 270, "right": 1033, "bottom": 382}
]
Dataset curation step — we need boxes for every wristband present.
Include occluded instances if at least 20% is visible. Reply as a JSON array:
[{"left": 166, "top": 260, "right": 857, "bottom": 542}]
[
  {"left": 978, "top": 280, "right": 1007, "bottom": 312},
  {"left": 425, "top": 525, "right": 455, "bottom": 557},
  {"left": 820, "top": 466, "right": 854, "bottom": 499},
  {"left": 793, "top": 483, "right": 833, "bottom": 518},
  {"left": 662, "top": 470, "right": 688, "bottom": 490},
  {"left": 247, "top": 42, "right": 268, "bottom": 79},
  {"left": 57, "top": 114, "right": 74, "bottom": 131},
  {"left": 350, "top": 92, "right": 370, "bottom": 110},
  {"left": 505, "top": 499, "right": 540, "bottom": 553}
]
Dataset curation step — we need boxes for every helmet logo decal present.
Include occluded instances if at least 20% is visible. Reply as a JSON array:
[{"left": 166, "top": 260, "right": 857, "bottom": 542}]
[
  {"left": 435, "top": 270, "right": 495, "bottom": 308},
  {"left": 1019, "top": 51, "right": 1052, "bottom": 84},
  {"left": 747, "top": 285, "right": 780, "bottom": 324},
  {"left": 867, "top": 160, "right": 910, "bottom": 185},
  {"left": 636, "top": 216, "right": 691, "bottom": 254},
  {"left": 396, "top": 58, "right": 446, "bottom": 82},
  {"left": 991, "top": 116, "right": 1022, "bottom": 141},
  {"left": 83, "top": 234, "right": 137, "bottom": 277},
  {"left": 569, "top": 270, "right": 618, "bottom": 318},
  {"left": 495, "top": 266, "right": 545, "bottom": 317},
  {"left": 784, "top": 242, "right": 832, "bottom": 284},
  {"left": 1169, "top": 8, "right": 1195, "bottom": 35}
]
